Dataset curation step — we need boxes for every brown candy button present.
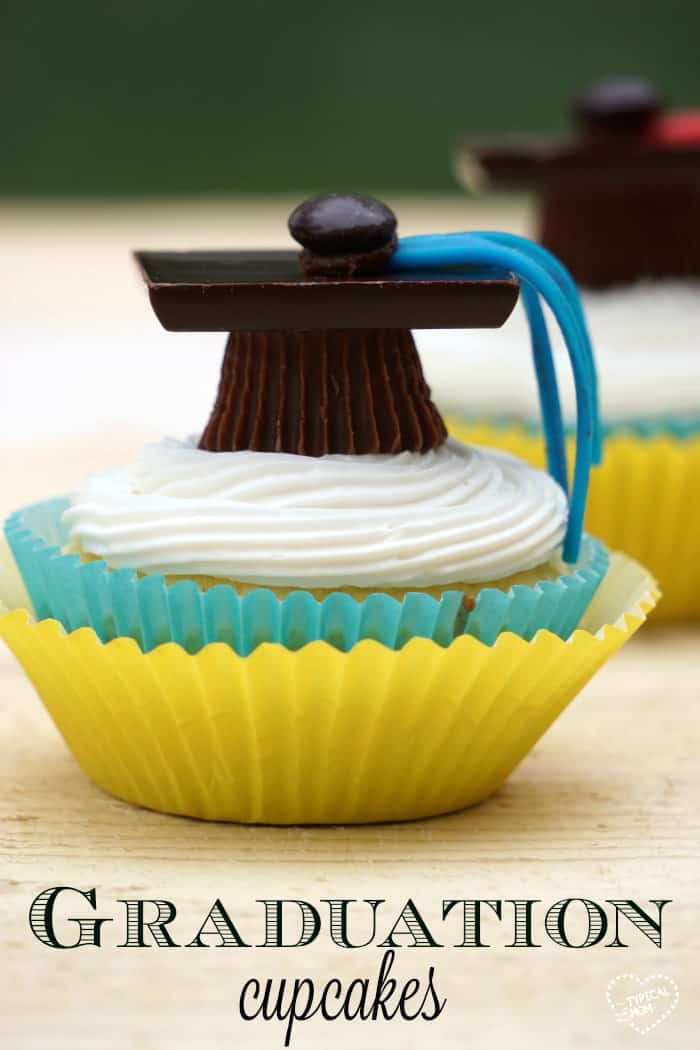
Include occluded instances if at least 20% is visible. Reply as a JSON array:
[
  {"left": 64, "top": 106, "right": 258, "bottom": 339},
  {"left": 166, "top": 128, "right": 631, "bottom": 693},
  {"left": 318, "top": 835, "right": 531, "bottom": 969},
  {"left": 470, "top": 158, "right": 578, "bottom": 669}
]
[
  {"left": 289, "top": 192, "right": 398, "bottom": 277},
  {"left": 572, "top": 75, "right": 663, "bottom": 137}
]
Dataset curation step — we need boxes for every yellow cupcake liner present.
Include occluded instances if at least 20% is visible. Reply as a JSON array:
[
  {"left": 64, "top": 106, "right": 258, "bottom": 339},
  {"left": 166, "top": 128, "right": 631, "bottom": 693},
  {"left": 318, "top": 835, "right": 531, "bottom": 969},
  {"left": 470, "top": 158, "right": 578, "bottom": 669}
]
[
  {"left": 449, "top": 419, "right": 700, "bottom": 622},
  {"left": 0, "top": 534, "right": 658, "bottom": 824}
]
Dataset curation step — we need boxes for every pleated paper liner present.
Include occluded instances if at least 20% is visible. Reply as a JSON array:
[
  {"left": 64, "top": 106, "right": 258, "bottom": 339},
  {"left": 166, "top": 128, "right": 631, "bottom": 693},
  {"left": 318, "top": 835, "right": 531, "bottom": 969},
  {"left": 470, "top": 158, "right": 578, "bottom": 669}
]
[
  {"left": 0, "top": 544, "right": 658, "bottom": 824},
  {"left": 448, "top": 417, "right": 700, "bottom": 622},
  {"left": 4, "top": 498, "right": 608, "bottom": 652}
]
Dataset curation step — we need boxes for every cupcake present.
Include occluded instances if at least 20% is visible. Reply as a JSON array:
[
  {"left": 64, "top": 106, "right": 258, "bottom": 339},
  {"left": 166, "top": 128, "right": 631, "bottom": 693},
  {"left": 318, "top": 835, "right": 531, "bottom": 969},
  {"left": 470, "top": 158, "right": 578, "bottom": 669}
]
[
  {"left": 443, "top": 76, "right": 700, "bottom": 620},
  {"left": 0, "top": 194, "right": 658, "bottom": 823}
]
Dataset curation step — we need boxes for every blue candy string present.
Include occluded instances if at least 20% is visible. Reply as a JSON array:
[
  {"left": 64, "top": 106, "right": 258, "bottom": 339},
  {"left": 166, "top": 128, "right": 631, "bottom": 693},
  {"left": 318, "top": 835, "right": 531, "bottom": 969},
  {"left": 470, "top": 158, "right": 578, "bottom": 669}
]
[
  {"left": 392, "top": 234, "right": 596, "bottom": 468},
  {"left": 475, "top": 231, "right": 602, "bottom": 464},
  {"left": 388, "top": 233, "right": 600, "bottom": 564},
  {"left": 520, "top": 282, "right": 568, "bottom": 494}
]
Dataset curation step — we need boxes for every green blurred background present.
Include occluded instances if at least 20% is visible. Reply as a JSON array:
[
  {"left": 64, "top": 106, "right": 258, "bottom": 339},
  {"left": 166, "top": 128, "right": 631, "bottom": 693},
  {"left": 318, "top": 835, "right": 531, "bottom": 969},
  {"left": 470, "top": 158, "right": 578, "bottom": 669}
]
[{"left": 3, "top": 0, "right": 699, "bottom": 196}]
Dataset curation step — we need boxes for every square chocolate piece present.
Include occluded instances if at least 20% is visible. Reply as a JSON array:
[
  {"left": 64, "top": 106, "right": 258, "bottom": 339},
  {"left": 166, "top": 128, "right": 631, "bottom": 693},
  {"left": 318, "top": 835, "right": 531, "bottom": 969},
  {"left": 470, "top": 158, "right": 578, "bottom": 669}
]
[{"left": 135, "top": 250, "right": 519, "bottom": 332}]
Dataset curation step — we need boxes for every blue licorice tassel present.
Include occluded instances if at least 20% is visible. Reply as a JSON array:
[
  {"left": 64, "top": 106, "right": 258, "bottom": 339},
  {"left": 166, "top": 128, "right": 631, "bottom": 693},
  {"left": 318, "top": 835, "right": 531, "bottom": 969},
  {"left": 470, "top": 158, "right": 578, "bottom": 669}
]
[
  {"left": 520, "top": 283, "right": 568, "bottom": 494},
  {"left": 389, "top": 233, "right": 598, "bottom": 564},
  {"left": 475, "top": 231, "right": 602, "bottom": 465}
]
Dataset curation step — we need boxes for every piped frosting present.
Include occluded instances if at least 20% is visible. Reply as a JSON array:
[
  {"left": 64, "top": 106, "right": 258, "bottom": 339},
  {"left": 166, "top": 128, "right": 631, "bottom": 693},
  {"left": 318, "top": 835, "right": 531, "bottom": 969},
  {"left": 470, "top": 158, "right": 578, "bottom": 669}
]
[{"left": 63, "top": 437, "right": 568, "bottom": 589}]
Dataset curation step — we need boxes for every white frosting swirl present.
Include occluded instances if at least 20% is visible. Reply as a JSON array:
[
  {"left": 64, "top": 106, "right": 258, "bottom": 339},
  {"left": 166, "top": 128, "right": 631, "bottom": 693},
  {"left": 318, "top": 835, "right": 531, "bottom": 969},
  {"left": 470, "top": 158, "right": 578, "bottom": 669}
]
[
  {"left": 416, "top": 282, "right": 700, "bottom": 423},
  {"left": 63, "top": 437, "right": 567, "bottom": 588}
]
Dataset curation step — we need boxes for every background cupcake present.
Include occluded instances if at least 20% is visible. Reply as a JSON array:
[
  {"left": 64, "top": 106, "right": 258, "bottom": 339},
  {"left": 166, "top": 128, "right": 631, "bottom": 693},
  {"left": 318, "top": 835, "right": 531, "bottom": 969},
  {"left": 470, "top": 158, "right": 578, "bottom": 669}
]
[{"left": 433, "top": 76, "right": 700, "bottom": 620}]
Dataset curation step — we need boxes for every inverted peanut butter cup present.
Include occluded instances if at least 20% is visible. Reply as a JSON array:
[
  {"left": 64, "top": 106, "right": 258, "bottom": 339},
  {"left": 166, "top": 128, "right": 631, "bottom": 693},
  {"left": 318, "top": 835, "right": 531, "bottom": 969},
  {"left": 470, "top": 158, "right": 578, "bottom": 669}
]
[{"left": 136, "top": 193, "right": 519, "bottom": 456}]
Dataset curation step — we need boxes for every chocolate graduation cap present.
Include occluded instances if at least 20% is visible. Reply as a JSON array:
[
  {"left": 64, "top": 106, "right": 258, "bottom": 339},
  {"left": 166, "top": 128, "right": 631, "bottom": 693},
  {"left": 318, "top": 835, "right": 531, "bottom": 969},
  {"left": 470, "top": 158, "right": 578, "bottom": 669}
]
[
  {"left": 136, "top": 195, "right": 600, "bottom": 564},
  {"left": 455, "top": 76, "right": 700, "bottom": 287},
  {"left": 136, "top": 195, "right": 518, "bottom": 457}
]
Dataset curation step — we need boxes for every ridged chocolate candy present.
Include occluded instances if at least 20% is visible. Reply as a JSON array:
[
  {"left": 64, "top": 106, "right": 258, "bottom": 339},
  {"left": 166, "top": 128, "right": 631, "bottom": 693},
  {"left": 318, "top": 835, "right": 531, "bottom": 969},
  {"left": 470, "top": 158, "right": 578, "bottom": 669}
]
[{"left": 199, "top": 328, "right": 447, "bottom": 456}]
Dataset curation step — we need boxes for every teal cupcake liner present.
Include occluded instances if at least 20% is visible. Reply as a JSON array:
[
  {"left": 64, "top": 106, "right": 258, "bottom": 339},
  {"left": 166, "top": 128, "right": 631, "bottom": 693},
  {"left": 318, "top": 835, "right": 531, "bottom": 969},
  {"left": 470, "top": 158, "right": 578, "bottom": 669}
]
[
  {"left": 4, "top": 497, "right": 608, "bottom": 654},
  {"left": 599, "top": 413, "right": 700, "bottom": 441},
  {"left": 456, "top": 410, "right": 700, "bottom": 442}
]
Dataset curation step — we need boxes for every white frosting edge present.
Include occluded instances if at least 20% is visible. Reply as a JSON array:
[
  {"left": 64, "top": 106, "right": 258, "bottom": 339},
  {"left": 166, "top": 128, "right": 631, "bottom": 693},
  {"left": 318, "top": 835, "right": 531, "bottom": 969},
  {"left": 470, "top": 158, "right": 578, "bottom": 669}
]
[{"left": 63, "top": 437, "right": 568, "bottom": 588}]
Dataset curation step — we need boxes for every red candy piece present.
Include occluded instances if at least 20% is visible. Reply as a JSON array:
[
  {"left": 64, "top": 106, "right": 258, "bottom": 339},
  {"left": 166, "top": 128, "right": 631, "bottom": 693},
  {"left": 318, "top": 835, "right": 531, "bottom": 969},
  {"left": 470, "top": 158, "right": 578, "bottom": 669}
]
[{"left": 648, "top": 110, "right": 700, "bottom": 146}]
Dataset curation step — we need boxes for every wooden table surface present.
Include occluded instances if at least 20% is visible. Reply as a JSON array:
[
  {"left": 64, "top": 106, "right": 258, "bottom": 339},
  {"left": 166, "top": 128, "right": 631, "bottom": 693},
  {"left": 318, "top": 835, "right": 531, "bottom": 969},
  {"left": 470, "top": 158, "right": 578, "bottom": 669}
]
[{"left": 1, "top": 200, "right": 698, "bottom": 1049}]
